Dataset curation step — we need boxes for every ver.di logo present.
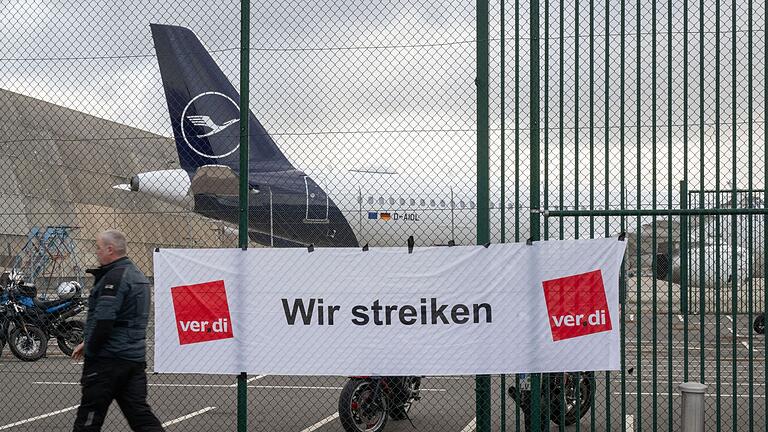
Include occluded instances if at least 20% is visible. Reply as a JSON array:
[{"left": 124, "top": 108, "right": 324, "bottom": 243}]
[
  {"left": 171, "top": 280, "right": 234, "bottom": 345},
  {"left": 542, "top": 270, "right": 612, "bottom": 341}
]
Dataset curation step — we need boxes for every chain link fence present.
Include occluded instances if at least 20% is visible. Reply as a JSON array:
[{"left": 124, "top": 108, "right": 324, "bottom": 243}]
[
  {"left": 0, "top": 0, "right": 766, "bottom": 430},
  {"left": 513, "top": 0, "right": 768, "bottom": 428}
]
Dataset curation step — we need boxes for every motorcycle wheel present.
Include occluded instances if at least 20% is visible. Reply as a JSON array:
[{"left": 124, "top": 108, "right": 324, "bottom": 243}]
[
  {"left": 56, "top": 320, "right": 84, "bottom": 357},
  {"left": 8, "top": 325, "right": 48, "bottom": 362},
  {"left": 754, "top": 314, "right": 765, "bottom": 335},
  {"left": 390, "top": 377, "right": 421, "bottom": 421},
  {"left": 549, "top": 371, "right": 594, "bottom": 426},
  {"left": 338, "top": 379, "right": 388, "bottom": 432}
]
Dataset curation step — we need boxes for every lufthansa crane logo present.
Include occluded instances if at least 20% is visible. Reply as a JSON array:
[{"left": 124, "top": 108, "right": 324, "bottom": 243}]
[{"left": 181, "top": 92, "right": 240, "bottom": 159}]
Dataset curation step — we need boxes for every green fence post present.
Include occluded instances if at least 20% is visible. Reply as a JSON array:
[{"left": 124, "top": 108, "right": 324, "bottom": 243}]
[
  {"left": 476, "top": 0, "right": 491, "bottom": 429},
  {"left": 697, "top": 0, "right": 705, "bottom": 383},
  {"left": 747, "top": 0, "right": 754, "bottom": 426},
  {"left": 529, "top": 0, "right": 541, "bottom": 425},
  {"left": 730, "top": 2, "right": 739, "bottom": 429},
  {"left": 680, "top": 181, "right": 689, "bottom": 381},
  {"left": 238, "top": 0, "right": 251, "bottom": 430},
  {"left": 500, "top": 0, "right": 507, "bottom": 427}
]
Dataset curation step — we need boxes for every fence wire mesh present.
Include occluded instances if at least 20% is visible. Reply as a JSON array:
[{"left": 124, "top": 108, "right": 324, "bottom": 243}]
[
  {"left": 0, "top": 0, "right": 766, "bottom": 430},
  {"left": 505, "top": 0, "right": 768, "bottom": 428}
]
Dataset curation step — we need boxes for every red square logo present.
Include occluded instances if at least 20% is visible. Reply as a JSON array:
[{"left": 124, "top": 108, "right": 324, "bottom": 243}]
[
  {"left": 542, "top": 270, "right": 612, "bottom": 341},
  {"left": 171, "top": 280, "right": 234, "bottom": 345}
]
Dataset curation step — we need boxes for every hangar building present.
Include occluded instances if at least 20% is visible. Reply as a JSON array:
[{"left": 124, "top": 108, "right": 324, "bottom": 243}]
[{"left": 0, "top": 89, "right": 244, "bottom": 286}]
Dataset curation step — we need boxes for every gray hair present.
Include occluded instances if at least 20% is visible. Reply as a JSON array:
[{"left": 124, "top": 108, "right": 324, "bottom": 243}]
[{"left": 98, "top": 229, "right": 127, "bottom": 256}]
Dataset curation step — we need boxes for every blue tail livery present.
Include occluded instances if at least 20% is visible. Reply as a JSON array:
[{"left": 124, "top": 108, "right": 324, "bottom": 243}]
[
  {"left": 145, "top": 23, "right": 358, "bottom": 247},
  {"left": 118, "top": 24, "right": 485, "bottom": 249}
]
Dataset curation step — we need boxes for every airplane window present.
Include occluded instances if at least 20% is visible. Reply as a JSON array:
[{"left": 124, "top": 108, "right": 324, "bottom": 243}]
[
  {"left": 368, "top": 196, "right": 374, "bottom": 205},
  {"left": 439, "top": 200, "right": 446, "bottom": 208},
  {"left": 410, "top": 198, "right": 416, "bottom": 206},
  {"left": 459, "top": 200, "right": 465, "bottom": 209},
  {"left": 379, "top": 197, "right": 385, "bottom": 205},
  {"left": 450, "top": 200, "right": 455, "bottom": 208},
  {"left": 389, "top": 197, "right": 395, "bottom": 205},
  {"left": 420, "top": 198, "right": 426, "bottom": 206},
  {"left": 470, "top": 200, "right": 476, "bottom": 209},
  {"left": 400, "top": 198, "right": 406, "bottom": 206},
  {"left": 430, "top": 199, "right": 436, "bottom": 207}
]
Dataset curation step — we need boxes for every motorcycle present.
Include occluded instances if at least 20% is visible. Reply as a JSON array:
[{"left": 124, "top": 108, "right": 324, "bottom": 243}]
[
  {"left": 509, "top": 371, "right": 594, "bottom": 428},
  {"left": 1, "top": 271, "right": 85, "bottom": 358},
  {"left": 16, "top": 284, "right": 85, "bottom": 357},
  {"left": 338, "top": 376, "right": 422, "bottom": 432},
  {"left": 547, "top": 371, "right": 594, "bottom": 426},
  {"left": 0, "top": 290, "right": 48, "bottom": 361},
  {"left": 754, "top": 313, "right": 764, "bottom": 335}
]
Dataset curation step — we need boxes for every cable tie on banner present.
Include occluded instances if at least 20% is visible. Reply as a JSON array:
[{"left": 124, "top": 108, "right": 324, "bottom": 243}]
[
  {"left": 618, "top": 231, "right": 627, "bottom": 241},
  {"left": 307, "top": 244, "right": 314, "bottom": 253},
  {"left": 362, "top": 243, "right": 369, "bottom": 252},
  {"left": 448, "top": 240, "right": 455, "bottom": 247},
  {"left": 526, "top": 237, "right": 534, "bottom": 246},
  {"left": 483, "top": 242, "right": 491, "bottom": 248},
  {"left": 241, "top": 246, "right": 247, "bottom": 251},
  {"left": 407, "top": 235, "right": 415, "bottom": 254},
  {"left": 154, "top": 247, "right": 159, "bottom": 252}
]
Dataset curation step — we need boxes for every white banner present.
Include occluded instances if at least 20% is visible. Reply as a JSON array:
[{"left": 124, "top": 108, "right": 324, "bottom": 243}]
[{"left": 153, "top": 237, "right": 626, "bottom": 375}]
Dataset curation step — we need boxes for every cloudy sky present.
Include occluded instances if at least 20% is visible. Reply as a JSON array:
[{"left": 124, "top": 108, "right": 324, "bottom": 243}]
[{"left": 1, "top": 0, "right": 766, "bottom": 207}]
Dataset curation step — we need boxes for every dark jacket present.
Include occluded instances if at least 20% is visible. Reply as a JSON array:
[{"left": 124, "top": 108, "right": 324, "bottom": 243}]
[{"left": 83, "top": 257, "right": 151, "bottom": 362}]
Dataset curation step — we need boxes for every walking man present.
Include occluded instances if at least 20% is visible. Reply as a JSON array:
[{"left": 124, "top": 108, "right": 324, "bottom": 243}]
[{"left": 71, "top": 229, "right": 164, "bottom": 431}]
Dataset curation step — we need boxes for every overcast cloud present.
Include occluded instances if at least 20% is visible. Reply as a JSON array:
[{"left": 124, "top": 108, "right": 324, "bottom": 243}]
[{"left": 1, "top": 0, "right": 766, "bottom": 204}]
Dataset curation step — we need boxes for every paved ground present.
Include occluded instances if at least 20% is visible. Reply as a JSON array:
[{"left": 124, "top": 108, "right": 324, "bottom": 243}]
[{"left": 1, "top": 309, "right": 765, "bottom": 431}]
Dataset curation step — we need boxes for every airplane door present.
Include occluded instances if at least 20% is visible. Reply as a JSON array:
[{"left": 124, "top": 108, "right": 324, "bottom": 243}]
[{"left": 304, "top": 176, "right": 329, "bottom": 223}]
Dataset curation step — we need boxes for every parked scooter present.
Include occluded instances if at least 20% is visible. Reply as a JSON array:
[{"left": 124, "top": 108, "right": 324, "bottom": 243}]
[{"left": 338, "top": 376, "right": 421, "bottom": 432}]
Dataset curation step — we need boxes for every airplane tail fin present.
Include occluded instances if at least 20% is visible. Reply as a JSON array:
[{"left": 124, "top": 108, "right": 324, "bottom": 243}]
[{"left": 150, "top": 24, "right": 294, "bottom": 175}]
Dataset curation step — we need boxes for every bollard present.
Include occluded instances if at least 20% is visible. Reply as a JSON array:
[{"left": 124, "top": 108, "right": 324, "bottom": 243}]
[{"left": 679, "top": 382, "right": 707, "bottom": 432}]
